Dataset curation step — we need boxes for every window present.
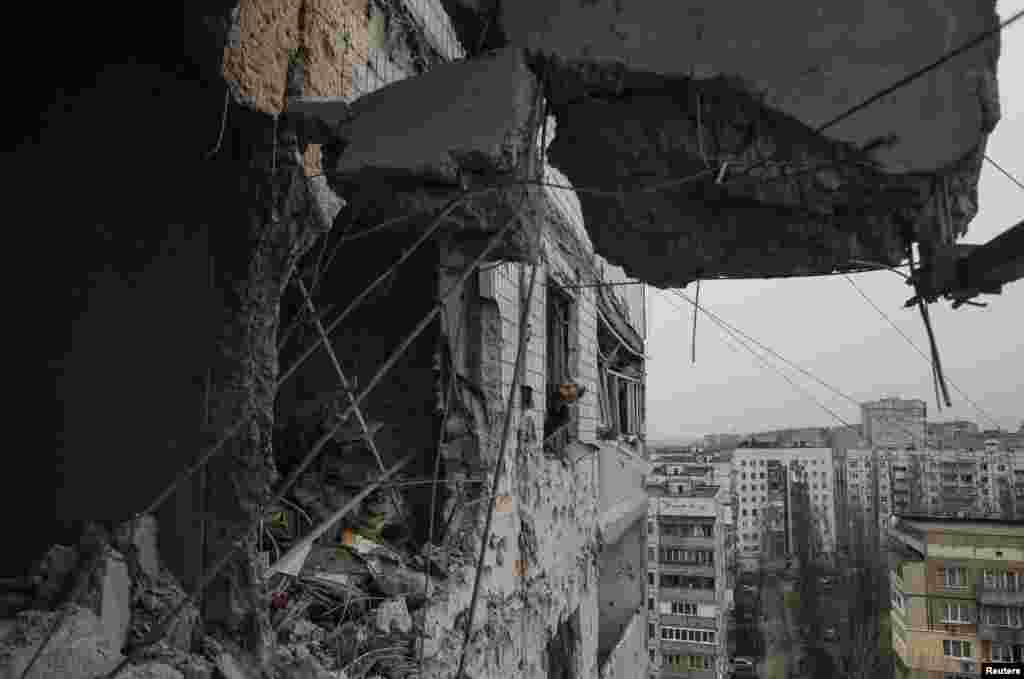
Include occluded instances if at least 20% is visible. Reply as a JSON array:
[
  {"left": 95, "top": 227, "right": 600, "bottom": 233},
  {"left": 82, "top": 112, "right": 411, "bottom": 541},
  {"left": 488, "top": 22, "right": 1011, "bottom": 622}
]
[
  {"left": 982, "top": 606, "right": 1022, "bottom": 628},
  {"left": 942, "top": 567, "right": 968, "bottom": 588},
  {"left": 661, "top": 627, "right": 716, "bottom": 644},
  {"left": 545, "top": 283, "right": 575, "bottom": 453},
  {"left": 648, "top": 597, "right": 654, "bottom": 611},
  {"left": 648, "top": 547, "right": 655, "bottom": 561},
  {"left": 648, "top": 520, "right": 654, "bottom": 533},
  {"left": 688, "top": 655, "right": 712, "bottom": 669},
  {"left": 942, "top": 639, "right": 972, "bottom": 658},
  {"left": 942, "top": 603, "right": 973, "bottom": 623},
  {"left": 649, "top": 623, "right": 655, "bottom": 639},
  {"left": 984, "top": 570, "right": 1021, "bottom": 592},
  {"left": 992, "top": 644, "right": 1015, "bottom": 662},
  {"left": 670, "top": 602, "right": 699, "bottom": 616},
  {"left": 648, "top": 572, "right": 654, "bottom": 586},
  {"left": 599, "top": 367, "right": 644, "bottom": 438}
]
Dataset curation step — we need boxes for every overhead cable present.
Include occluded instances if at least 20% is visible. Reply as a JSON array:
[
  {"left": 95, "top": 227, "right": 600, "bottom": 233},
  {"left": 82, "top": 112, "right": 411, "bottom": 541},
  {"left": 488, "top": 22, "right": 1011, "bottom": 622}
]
[{"left": 841, "top": 274, "right": 1003, "bottom": 429}]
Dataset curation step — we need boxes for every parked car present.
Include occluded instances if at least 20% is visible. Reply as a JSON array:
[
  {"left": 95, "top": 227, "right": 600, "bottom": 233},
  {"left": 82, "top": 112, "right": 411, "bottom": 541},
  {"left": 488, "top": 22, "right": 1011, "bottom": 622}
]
[
  {"left": 824, "top": 627, "right": 839, "bottom": 641},
  {"left": 731, "top": 657, "right": 757, "bottom": 676}
]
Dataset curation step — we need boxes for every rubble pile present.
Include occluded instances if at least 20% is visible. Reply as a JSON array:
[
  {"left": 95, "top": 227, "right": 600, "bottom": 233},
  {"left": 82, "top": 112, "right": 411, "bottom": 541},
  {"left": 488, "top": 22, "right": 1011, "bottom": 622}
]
[{"left": 0, "top": 454, "right": 465, "bottom": 679}]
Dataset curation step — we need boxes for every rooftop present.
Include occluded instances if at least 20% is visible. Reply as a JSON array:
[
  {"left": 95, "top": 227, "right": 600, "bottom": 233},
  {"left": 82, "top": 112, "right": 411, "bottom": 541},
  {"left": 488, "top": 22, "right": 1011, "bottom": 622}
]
[{"left": 894, "top": 514, "right": 1024, "bottom": 537}]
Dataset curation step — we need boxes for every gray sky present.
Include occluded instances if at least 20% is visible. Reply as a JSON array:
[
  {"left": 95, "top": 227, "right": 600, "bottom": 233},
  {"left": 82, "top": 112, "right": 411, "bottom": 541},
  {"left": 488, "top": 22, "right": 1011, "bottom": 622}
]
[{"left": 646, "top": 4, "right": 1024, "bottom": 442}]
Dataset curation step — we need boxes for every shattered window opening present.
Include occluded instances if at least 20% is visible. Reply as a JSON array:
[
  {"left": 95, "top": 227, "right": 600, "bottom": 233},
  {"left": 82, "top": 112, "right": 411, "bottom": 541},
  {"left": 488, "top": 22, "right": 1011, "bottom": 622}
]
[{"left": 545, "top": 280, "right": 576, "bottom": 455}]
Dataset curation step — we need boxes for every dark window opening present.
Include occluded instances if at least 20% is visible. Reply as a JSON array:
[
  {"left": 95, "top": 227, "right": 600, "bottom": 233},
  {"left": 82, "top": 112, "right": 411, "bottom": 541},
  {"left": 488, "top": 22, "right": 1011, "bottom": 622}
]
[
  {"left": 547, "top": 608, "right": 579, "bottom": 679},
  {"left": 545, "top": 283, "right": 574, "bottom": 455}
]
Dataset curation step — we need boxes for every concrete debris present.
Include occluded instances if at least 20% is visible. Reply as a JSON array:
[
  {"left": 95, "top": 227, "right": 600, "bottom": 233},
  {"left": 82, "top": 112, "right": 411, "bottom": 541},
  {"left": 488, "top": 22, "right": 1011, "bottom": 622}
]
[
  {"left": 97, "top": 549, "right": 132, "bottom": 652},
  {"left": 0, "top": 605, "right": 123, "bottom": 679},
  {"left": 284, "top": 619, "right": 325, "bottom": 646},
  {"left": 214, "top": 652, "right": 253, "bottom": 679},
  {"left": 375, "top": 598, "right": 412, "bottom": 635},
  {"left": 364, "top": 556, "right": 439, "bottom": 601},
  {"left": 29, "top": 545, "right": 78, "bottom": 610},
  {"left": 269, "top": 653, "right": 335, "bottom": 679},
  {"left": 115, "top": 515, "right": 161, "bottom": 581},
  {"left": 118, "top": 662, "right": 184, "bottom": 679},
  {"left": 285, "top": 97, "right": 351, "bottom": 146},
  {"left": 329, "top": 46, "right": 538, "bottom": 185},
  {"left": 129, "top": 566, "right": 197, "bottom": 654}
]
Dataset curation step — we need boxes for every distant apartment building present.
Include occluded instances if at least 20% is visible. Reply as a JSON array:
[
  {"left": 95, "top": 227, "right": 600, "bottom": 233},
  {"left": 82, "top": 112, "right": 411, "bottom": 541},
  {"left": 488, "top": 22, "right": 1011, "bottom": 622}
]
[
  {"left": 732, "top": 448, "right": 836, "bottom": 570},
  {"left": 839, "top": 449, "right": 892, "bottom": 545},
  {"left": 881, "top": 447, "right": 1021, "bottom": 521},
  {"left": 862, "top": 397, "right": 927, "bottom": 450},
  {"left": 887, "top": 516, "right": 1024, "bottom": 679},
  {"left": 891, "top": 450, "right": 930, "bottom": 516},
  {"left": 927, "top": 420, "right": 981, "bottom": 450},
  {"left": 645, "top": 486, "right": 732, "bottom": 679}
]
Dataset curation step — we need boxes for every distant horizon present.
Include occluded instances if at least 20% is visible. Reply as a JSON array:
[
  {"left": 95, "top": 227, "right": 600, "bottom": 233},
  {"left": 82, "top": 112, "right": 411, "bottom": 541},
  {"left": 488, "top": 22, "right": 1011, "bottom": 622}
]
[{"left": 647, "top": 413, "right": 1023, "bottom": 444}]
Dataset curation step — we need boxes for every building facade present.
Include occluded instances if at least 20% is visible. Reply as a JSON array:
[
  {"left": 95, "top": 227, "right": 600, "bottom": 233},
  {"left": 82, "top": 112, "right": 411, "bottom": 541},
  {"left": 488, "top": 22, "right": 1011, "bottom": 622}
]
[
  {"left": 888, "top": 516, "right": 1024, "bottom": 679},
  {"left": 646, "top": 488, "right": 732, "bottom": 679},
  {"left": 862, "top": 397, "right": 927, "bottom": 450},
  {"left": 731, "top": 448, "right": 837, "bottom": 571},
  {"left": 839, "top": 449, "right": 893, "bottom": 545}
]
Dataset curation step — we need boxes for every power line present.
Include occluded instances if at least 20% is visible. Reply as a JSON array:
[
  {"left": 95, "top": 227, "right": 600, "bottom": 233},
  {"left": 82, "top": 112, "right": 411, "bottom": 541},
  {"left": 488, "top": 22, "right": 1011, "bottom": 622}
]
[
  {"left": 658, "top": 288, "right": 932, "bottom": 447},
  {"left": 841, "top": 274, "right": 1003, "bottom": 430},
  {"left": 985, "top": 154, "right": 1024, "bottom": 192},
  {"left": 658, "top": 289, "right": 858, "bottom": 431},
  {"left": 669, "top": 289, "right": 862, "bottom": 410}
]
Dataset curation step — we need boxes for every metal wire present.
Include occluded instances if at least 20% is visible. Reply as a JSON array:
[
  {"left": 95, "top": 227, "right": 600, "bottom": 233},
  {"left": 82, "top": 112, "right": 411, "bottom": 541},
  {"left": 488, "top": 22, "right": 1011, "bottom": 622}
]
[
  {"left": 296, "top": 278, "right": 409, "bottom": 524},
  {"left": 841, "top": 274, "right": 1001, "bottom": 429}
]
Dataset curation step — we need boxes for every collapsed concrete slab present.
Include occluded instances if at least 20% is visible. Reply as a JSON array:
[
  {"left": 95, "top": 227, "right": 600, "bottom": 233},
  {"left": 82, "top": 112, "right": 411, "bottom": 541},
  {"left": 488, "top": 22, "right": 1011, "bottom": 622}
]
[
  {"left": 500, "top": 0, "right": 1000, "bottom": 175},
  {"left": 328, "top": 46, "right": 539, "bottom": 185},
  {"left": 0, "top": 606, "right": 123, "bottom": 679},
  {"left": 317, "top": 27, "right": 996, "bottom": 287}
]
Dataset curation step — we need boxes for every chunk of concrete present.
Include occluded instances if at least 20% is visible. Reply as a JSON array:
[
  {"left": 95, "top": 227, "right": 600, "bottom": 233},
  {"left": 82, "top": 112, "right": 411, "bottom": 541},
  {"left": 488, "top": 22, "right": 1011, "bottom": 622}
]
[
  {"left": 126, "top": 515, "right": 160, "bottom": 581},
  {"left": 98, "top": 550, "right": 132, "bottom": 652},
  {"left": 331, "top": 46, "right": 538, "bottom": 184},
  {"left": 375, "top": 598, "right": 412, "bottom": 635},
  {"left": 119, "top": 663, "right": 184, "bottom": 679},
  {"left": 0, "top": 606, "right": 123, "bottom": 679}
]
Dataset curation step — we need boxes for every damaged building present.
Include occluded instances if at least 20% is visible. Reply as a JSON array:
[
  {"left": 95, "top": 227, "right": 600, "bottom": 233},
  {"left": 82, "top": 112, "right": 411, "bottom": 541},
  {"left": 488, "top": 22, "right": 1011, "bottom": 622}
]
[{"left": 6, "top": 0, "right": 1012, "bottom": 678}]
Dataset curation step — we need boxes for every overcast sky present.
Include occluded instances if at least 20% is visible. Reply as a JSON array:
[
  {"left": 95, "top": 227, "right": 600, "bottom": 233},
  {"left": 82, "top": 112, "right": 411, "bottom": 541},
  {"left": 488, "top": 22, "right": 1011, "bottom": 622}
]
[{"left": 646, "top": 3, "right": 1024, "bottom": 442}]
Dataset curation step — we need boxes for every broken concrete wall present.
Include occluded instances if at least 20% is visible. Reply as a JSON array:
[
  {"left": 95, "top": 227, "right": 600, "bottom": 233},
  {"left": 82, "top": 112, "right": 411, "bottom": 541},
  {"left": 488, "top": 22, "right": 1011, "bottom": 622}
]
[
  {"left": 597, "top": 605, "right": 647, "bottom": 679},
  {"left": 223, "top": 0, "right": 464, "bottom": 175},
  {"left": 597, "top": 519, "right": 645, "bottom": 665}
]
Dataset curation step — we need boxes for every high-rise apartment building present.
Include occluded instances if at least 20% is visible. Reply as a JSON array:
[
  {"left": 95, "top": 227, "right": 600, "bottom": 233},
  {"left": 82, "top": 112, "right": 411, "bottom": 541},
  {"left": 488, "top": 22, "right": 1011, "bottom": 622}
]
[
  {"left": 646, "top": 487, "right": 732, "bottom": 679},
  {"left": 732, "top": 448, "right": 836, "bottom": 571},
  {"left": 839, "top": 449, "right": 892, "bottom": 543},
  {"left": 888, "top": 516, "right": 1024, "bottom": 679},
  {"left": 862, "top": 397, "right": 927, "bottom": 450}
]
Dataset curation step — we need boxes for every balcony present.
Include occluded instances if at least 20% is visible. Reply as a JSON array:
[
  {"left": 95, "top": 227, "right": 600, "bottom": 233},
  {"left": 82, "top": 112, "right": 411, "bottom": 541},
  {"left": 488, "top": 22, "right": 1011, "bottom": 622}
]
[
  {"left": 659, "top": 587, "right": 718, "bottom": 603},
  {"left": 659, "top": 563, "right": 715, "bottom": 578},
  {"left": 977, "top": 584, "right": 1024, "bottom": 607},
  {"left": 976, "top": 624, "right": 1024, "bottom": 644},
  {"left": 660, "top": 535, "right": 715, "bottom": 549},
  {"left": 659, "top": 614, "right": 718, "bottom": 629}
]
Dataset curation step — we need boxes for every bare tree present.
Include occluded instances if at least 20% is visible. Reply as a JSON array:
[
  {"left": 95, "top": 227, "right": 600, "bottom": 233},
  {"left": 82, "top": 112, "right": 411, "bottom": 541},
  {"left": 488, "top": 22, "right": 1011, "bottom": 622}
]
[{"left": 836, "top": 509, "right": 893, "bottom": 679}]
